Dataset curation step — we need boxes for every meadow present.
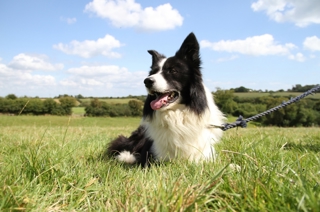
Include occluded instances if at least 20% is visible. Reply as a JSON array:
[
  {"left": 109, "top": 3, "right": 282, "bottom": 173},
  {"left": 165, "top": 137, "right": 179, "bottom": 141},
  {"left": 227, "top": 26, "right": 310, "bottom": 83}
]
[
  {"left": 80, "top": 98, "right": 139, "bottom": 104},
  {"left": 1, "top": 116, "right": 319, "bottom": 211}
]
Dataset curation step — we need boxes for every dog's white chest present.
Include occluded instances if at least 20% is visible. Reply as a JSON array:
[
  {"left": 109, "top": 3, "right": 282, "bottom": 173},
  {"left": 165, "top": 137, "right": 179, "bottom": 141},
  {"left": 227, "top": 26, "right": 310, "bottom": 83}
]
[{"left": 143, "top": 108, "right": 220, "bottom": 162}]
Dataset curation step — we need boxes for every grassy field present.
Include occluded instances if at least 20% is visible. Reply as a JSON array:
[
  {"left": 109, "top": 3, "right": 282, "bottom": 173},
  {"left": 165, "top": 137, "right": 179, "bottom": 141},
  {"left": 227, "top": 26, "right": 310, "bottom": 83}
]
[
  {"left": 72, "top": 107, "right": 86, "bottom": 116},
  {"left": 1, "top": 116, "right": 319, "bottom": 211},
  {"left": 80, "top": 98, "right": 140, "bottom": 104}
]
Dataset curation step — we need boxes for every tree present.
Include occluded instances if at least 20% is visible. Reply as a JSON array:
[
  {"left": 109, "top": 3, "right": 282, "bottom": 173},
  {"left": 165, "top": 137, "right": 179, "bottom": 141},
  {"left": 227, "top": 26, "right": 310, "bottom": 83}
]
[
  {"left": 24, "top": 99, "right": 44, "bottom": 115},
  {"left": 59, "top": 96, "right": 77, "bottom": 115},
  {"left": 75, "top": 94, "right": 84, "bottom": 99},
  {"left": 128, "top": 100, "right": 143, "bottom": 116},
  {"left": 213, "top": 88, "right": 238, "bottom": 115},
  {"left": 233, "top": 86, "right": 250, "bottom": 92},
  {"left": 90, "top": 98, "right": 101, "bottom": 108},
  {"left": 314, "top": 101, "right": 320, "bottom": 111},
  {"left": 6, "top": 94, "right": 18, "bottom": 100},
  {"left": 289, "top": 84, "right": 316, "bottom": 92},
  {"left": 43, "top": 99, "right": 58, "bottom": 114}
]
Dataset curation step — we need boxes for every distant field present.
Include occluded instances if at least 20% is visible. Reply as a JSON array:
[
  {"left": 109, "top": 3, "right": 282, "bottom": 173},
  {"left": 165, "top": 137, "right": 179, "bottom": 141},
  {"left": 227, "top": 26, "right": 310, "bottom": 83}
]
[
  {"left": 51, "top": 99, "right": 81, "bottom": 106},
  {"left": 0, "top": 115, "right": 141, "bottom": 128},
  {"left": 71, "top": 92, "right": 320, "bottom": 116},
  {"left": 72, "top": 107, "right": 85, "bottom": 115},
  {"left": 80, "top": 92, "right": 320, "bottom": 102},
  {"left": 234, "top": 92, "right": 320, "bottom": 99},
  {"left": 51, "top": 98, "right": 141, "bottom": 107},
  {"left": 80, "top": 98, "right": 140, "bottom": 104},
  {"left": 49, "top": 92, "right": 320, "bottom": 109}
]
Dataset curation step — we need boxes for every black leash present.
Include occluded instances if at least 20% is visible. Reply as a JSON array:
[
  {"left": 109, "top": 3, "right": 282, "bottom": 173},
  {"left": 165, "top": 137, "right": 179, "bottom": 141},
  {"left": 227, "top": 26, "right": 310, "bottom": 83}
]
[{"left": 209, "top": 84, "right": 320, "bottom": 131}]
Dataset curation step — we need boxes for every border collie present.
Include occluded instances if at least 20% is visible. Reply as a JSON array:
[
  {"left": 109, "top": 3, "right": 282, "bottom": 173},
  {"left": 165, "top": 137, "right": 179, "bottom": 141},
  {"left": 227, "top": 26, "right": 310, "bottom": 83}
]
[{"left": 107, "top": 33, "right": 225, "bottom": 167}]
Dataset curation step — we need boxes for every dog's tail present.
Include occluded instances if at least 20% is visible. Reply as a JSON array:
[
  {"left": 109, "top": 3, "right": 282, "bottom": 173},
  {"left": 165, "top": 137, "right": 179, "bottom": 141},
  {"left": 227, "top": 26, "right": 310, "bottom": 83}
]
[
  {"left": 105, "top": 125, "right": 153, "bottom": 166},
  {"left": 106, "top": 135, "right": 137, "bottom": 164}
]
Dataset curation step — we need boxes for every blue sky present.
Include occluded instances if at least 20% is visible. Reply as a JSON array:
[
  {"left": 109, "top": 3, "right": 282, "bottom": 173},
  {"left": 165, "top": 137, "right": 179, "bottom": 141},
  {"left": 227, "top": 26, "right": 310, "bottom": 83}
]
[{"left": 1, "top": 0, "right": 319, "bottom": 97}]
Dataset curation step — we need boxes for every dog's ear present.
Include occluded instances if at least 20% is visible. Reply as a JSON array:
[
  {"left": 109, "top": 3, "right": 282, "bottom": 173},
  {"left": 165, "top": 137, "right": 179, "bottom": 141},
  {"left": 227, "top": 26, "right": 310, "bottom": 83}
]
[
  {"left": 148, "top": 50, "right": 164, "bottom": 67},
  {"left": 175, "top": 32, "right": 200, "bottom": 65},
  {"left": 177, "top": 33, "right": 207, "bottom": 114}
]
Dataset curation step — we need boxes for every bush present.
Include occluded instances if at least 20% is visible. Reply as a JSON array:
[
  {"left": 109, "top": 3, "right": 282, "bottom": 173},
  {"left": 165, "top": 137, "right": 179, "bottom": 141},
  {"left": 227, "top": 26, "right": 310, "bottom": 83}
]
[
  {"left": 5, "top": 94, "right": 18, "bottom": 100},
  {"left": 128, "top": 100, "right": 143, "bottom": 116},
  {"left": 84, "top": 99, "right": 142, "bottom": 117},
  {"left": 59, "top": 97, "right": 77, "bottom": 115}
]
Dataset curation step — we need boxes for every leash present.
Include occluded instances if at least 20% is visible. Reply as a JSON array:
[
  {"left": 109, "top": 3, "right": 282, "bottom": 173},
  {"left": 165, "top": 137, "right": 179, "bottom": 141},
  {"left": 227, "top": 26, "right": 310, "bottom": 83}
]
[{"left": 209, "top": 84, "right": 320, "bottom": 131}]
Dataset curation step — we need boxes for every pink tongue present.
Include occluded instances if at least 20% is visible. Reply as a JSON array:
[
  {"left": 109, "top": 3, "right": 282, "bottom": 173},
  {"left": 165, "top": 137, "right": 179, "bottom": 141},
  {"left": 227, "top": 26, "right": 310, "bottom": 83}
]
[{"left": 150, "top": 93, "right": 170, "bottom": 110}]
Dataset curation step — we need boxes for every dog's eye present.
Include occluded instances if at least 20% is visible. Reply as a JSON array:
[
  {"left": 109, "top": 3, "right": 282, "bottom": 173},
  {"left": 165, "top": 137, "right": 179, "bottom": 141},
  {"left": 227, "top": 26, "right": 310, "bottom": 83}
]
[{"left": 168, "top": 68, "right": 176, "bottom": 73}]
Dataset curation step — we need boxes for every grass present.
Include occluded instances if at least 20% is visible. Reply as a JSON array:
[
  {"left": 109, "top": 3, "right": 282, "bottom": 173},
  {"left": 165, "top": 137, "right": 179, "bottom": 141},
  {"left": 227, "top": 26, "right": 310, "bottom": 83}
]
[
  {"left": 72, "top": 107, "right": 86, "bottom": 115},
  {"left": 0, "top": 115, "right": 140, "bottom": 128},
  {"left": 1, "top": 116, "right": 319, "bottom": 211}
]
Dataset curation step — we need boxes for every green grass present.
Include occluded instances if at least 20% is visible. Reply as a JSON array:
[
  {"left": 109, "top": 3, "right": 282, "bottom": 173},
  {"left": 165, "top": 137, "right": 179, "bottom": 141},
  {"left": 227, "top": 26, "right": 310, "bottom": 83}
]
[
  {"left": 1, "top": 116, "right": 319, "bottom": 211},
  {"left": 72, "top": 107, "right": 86, "bottom": 115},
  {"left": 0, "top": 115, "right": 140, "bottom": 127}
]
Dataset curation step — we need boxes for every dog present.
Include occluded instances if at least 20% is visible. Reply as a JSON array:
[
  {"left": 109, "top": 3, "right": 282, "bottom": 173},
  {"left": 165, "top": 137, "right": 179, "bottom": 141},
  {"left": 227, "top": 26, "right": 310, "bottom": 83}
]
[{"left": 106, "top": 32, "right": 225, "bottom": 167}]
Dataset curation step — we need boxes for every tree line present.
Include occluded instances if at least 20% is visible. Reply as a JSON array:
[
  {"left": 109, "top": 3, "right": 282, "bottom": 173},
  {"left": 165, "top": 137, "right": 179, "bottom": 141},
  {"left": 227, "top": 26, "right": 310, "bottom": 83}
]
[
  {"left": 0, "top": 94, "right": 77, "bottom": 115},
  {"left": 214, "top": 89, "right": 320, "bottom": 127},
  {"left": 1, "top": 86, "right": 319, "bottom": 127},
  {"left": 230, "top": 84, "right": 318, "bottom": 93}
]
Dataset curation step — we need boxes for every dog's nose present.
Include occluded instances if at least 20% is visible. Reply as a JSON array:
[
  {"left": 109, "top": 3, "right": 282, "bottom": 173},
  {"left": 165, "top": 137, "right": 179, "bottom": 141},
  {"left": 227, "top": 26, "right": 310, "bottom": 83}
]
[{"left": 144, "top": 77, "right": 154, "bottom": 88}]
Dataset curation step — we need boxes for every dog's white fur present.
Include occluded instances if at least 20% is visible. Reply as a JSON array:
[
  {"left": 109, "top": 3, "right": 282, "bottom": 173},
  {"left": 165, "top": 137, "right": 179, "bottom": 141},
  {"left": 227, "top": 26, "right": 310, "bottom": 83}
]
[
  {"left": 116, "top": 151, "right": 136, "bottom": 164},
  {"left": 147, "top": 58, "right": 168, "bottom": 93},
  {"left": 142, "top": 86, "right": 225, "bottom": 162}
]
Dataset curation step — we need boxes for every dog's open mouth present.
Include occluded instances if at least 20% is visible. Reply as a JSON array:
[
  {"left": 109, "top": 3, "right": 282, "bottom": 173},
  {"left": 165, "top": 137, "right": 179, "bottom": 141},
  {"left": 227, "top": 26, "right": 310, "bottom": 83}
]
[{"left": 150, "top": 91, "right": 179, "bottom": 110}]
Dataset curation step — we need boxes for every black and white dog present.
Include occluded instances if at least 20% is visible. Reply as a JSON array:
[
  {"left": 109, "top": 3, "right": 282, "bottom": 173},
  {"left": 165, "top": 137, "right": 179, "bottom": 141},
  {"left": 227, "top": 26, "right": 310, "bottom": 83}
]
[{"left": 107, "top": 33, "right": 225, "bottom": 166}]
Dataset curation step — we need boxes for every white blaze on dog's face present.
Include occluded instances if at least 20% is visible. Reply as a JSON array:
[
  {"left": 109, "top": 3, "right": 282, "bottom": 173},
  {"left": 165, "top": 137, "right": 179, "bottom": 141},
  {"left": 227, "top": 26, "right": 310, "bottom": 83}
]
[
  {"left": 146, "top": 58, "right": 169, "bottom": 93},
  {"left": 144, "top": 54, "right": 182, "bottom": 111}
]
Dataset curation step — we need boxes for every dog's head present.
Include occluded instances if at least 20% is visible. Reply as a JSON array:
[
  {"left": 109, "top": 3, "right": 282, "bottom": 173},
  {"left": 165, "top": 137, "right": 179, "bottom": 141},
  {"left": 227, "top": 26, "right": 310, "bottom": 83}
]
[{"left": 143, "top": 33, "right": 208, "bottom": 117}]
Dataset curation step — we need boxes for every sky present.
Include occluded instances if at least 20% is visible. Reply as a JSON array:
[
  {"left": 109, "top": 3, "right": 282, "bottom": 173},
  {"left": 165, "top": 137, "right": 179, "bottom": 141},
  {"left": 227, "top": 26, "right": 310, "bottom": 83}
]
[{"left": 0, "top": 0, "right": 320, "bottom": 97}]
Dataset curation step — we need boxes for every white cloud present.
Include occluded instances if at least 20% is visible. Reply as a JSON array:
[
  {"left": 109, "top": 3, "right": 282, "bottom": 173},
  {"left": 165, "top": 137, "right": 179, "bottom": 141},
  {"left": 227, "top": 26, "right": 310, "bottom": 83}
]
[
  {"left": 1, "top": 59, "right": 148, "bottom": 97},
  {"left": 65, "top": 65, "right": 146, "bottom": 88},
  {"left": 80, "top": 78, "right": 104, "bottom": 86},
  {"left": 0, "top": 55, "right": 60, "bottom": 96},
  {"left": 59, "top": 79, "right": 78, "bottom": 87},
  {"left": 201, "top": 34, "right": 296, "bottom": 56},
  {"left": 67, "top": 65, "right": 128, "bottom": 76},
  {"left": 8, "top": 53, "right": 64, "bottom": 71},
  {"left": 84, "top": 0, "right": 183, "bottom": 32},
  {"left": 251, "top": 0, "right": 320, "bottom": 27},
  {"left": 303, "top": 36, "right": 320, "bottom": 52},
  {"left": 60, "top": 16, "right": 77, "bottom": 24},
  {"left": 53, "top": 34, "right": 123, "bottom": 58},
  {"left": 68, "top": 65, "right": 147, "bottom": 87},
  {"left": 0, "top": 64, "right": 56, "bottom": 91},
  {"left": 56, "top": 65, "right": 148, "bottom": 96},
  {"left": 288, "top": 52, "right": 306, "bottom": 62}
]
